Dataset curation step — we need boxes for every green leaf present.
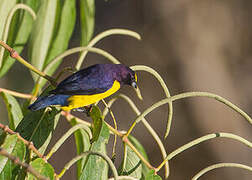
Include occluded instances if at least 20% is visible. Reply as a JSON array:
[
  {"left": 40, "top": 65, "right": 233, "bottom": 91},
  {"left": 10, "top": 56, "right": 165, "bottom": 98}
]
[
  {"left": 0, "top": 134, "right": 26, "bottom": 179},
  {"left": 38, "top": 0, "right": 76, "bottom": 88},
  {"left": 70, "top": 118, "right": 91, "bottom": 179},
  {"left": 119, "top": 143, "right": 142, "bottom": 179},
  {"left": 0, "top": 92, "right": 23, "bottom": 130},
  {"left": 0, "top": 0, "right": 17, "bottom": 37},
  {"left": 91, "top": 106, "right": 103, "bottom": 142},
  {"left": 145, "top": 170, "right": 162, "bottom": 180},
  {"left": 0, "top": 0, "right": 40, "bottom": 77},
  {"left": 80, "top": 0, "right": 95, "bottom": 46},
  {"left": 128, "top": 135, "right": 149, "bottom": 178},
  {"left": 27, "top": 158, "right": 54, "bottom": 180},
  {"left": 80, "top": 106, "right": 110, "bottom": 180},
  {"left": 28, "top": 0, "right": 58, "bottom": 80},
  {"left": 16, "top": 107, "right": 59, "bottom": 149}
]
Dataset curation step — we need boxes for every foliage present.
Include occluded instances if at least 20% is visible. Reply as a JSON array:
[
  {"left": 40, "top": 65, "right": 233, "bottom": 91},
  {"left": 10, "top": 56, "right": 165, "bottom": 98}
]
[{"left": 0, "top": 1, "right": 251, "bottom": 180}]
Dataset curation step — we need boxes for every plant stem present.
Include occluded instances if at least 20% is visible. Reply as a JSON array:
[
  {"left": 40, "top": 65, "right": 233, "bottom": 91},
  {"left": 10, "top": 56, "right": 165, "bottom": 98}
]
[
  {"left": 102, "top": 99, "right": 118, "bottom": 160},
  {"left": 57, "top": 151, "right": 119, "bottom": 179},
  {"left": 76, "top": 29, "right": 141, "bottom": 70},
  {"left": 122, "top": 136, "right": 154, "bottom": 170},
  {"left": 46, "top": 124, "right": 92, "bottom": 160},
  {"left": 102, "top": 94, "right": 170, "bottom": 178},
  {"left": 0, "top": 88, "right": 34, "bottom": 99},
  {"left": 130, "top": 65, "right": 173, "bottom": 138},
  {"left": 0, "top": 40, "right": 57, "bottom": 86},
  {"left": 156, "top": 132, "right": 252, "bottom": 172},
  {"left": 61, "top": 111, "right": 154, "bottom": 171},
  {"left": 0, "top": 147, "right": 48, "bottom": 180},
  {"left": 192, "top": 163, "right": 252, "bottom": 180},
  {"left": 0, "top": 123, "right": 45, "bottom": 160},
  {"left": 0, "top": 3, "right": 36, "bottom": 67}
]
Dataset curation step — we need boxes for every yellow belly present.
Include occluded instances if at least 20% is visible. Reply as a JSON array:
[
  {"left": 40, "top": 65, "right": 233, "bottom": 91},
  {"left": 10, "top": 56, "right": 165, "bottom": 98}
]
[{"left": 61, "top": 80, "right": 120, "bottom": 111}]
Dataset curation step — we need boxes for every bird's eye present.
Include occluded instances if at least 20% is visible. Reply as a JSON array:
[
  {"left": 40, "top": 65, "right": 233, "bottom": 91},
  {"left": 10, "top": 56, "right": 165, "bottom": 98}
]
[{"left": 131, "top": 81, "right": 137, "bottom": 88}]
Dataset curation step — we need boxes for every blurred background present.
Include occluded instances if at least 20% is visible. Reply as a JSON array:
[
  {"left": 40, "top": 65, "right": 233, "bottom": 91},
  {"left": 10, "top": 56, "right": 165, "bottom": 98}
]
[{"left": 1, "top": 0, "right": 252, "bottom": 179}]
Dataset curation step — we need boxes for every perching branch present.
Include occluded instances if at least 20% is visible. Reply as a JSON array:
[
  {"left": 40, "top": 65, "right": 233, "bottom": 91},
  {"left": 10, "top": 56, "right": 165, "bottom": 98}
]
[
  {"left": 0, "top": 123, "right": 45, "bottom": 159},
  {"left": 0, "top": 147, "right": 48, "bottom": 180},
  {"left": 0, "top": 40, "right": 57, "bottom": 86}
]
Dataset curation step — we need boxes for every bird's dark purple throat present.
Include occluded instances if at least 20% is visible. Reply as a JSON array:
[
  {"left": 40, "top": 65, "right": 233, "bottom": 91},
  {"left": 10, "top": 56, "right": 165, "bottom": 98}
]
[{"left": 28, "top": 64, "right": 140, "bottom": 111}]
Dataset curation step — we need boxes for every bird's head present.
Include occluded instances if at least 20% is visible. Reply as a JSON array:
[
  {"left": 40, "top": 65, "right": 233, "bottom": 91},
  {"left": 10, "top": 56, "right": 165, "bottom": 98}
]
[
  {"left": 113, "top": 64, "right": 137, "bottom": 87},
  {"left": 113, "top": 64, "right": 142, "bottom": 100}
]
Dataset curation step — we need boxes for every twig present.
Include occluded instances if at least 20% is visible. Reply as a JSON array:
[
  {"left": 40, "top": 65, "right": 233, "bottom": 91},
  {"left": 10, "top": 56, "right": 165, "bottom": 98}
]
[
  {"left": 102, "top": 99, "right": 118, "bottom": 160},
  {"left": 76, "top": 28, "right": 141, "bottom": 70},
  {"left": 130, "top": 65, "right": 173, "bottom": 138},
  {"left": 0, "top": 147, "right": 48, "bottom": 180},
  {"left": 156, "top": 132, "right": 252, "bottom": 172},
  {"left": 127, "top": 91, "right": 252, "bottom": 137},
  {"left": 0, "top": 123, "right": 45, "bottom": 160},
  {"left": 0, "top": 3, "right": 36, "bottom": 67},
  {"left": 61, "top": 111, "right": 154, "bottom": 171},
  {"left": 46, "top": 123, "right": 92, "bottom": 160},
  {"left": 0, "top": 40, "right": 57, "bottom": 86},
  {"left": 0, "top": 87, "right": 34, "bottom": 99},
  {"left": 102, "top": 94, "right": 170, "bottom": 178},
  {"left": 192, "top": 163, "right": 252, "bottom": 180},
  {"left": 57, "top": 151, "right": 119, "bottom": 179}
]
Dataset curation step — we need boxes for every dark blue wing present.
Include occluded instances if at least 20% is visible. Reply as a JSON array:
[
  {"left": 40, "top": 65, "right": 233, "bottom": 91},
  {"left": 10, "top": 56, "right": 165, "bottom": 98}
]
[{"left": 50, "top": 64, "right": 114, "bottom": 95}]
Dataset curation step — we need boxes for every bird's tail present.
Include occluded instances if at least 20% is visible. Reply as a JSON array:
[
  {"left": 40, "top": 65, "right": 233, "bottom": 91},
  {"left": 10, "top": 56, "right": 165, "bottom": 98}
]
[{"left": 28, "top": 94, "right": 70, "bottom": 111}]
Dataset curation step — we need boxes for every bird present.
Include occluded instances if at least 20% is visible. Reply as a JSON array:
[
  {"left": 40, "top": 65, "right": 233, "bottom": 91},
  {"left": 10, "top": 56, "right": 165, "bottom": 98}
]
[{"left": 28, "top": 64, "right": 140, "bottom": 111}]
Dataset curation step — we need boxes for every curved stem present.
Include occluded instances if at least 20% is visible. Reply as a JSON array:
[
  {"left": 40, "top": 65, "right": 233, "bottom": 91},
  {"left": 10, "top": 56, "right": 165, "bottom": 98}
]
[
  {"left": 38, "top": 46, "right": 121, "bottom": 86},
  {"left": 102, "top": 99, "right": 118, "bottom": 160},
  {"left": 58, "top": 151, "right": 118, "bottom": 180},
  {"left": 192, "top": 163, "right": 252, "bottom": 180},
  {"left": 76, "top": 29, "right": 141, "bottom": 70},
  {"left": 0, "top": 3, "right": 36, "bottom": 67},
  {"left": 102, "top": 94, "right": 170, "bottom": 178},
  {"left": 130, "top": 65, "right": 173, "bottom": 138},
  {"left": 108, "top": 176, "right": 138, "bottom": 180},
  {"left": 156, "top": 132, "right": 252, "bottom": 172},
  {"left": 128, "top": 91, "right": 252, "bottom": 136},
  {"left": 46, "top": 124, "right": 92, "bottom": 160}
]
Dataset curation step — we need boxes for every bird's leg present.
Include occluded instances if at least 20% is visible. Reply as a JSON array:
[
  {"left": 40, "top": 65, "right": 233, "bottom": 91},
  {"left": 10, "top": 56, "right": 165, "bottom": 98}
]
[
  {"left": 73, "top": 105, "right": 93, "bottom": 116},
  {"left": 84, "top": 105, "right": 93, "bottom": 116}
]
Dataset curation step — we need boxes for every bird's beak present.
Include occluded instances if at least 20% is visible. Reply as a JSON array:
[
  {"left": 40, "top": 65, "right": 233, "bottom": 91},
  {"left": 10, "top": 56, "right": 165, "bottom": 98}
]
[{"left": 132, "top": 82, "right": 143, "bottom": 100}]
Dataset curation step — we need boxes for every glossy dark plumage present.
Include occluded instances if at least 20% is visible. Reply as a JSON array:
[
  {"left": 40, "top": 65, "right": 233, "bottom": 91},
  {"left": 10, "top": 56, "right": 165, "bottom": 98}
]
[{"left": 28, "top": 64, "right": 137, "bottom": 111}]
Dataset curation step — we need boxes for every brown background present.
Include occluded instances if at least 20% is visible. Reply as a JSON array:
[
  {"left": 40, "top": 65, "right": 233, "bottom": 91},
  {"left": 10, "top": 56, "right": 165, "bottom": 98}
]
[{"left": 0, "top": 0, "right": 252, "bottom": 179}]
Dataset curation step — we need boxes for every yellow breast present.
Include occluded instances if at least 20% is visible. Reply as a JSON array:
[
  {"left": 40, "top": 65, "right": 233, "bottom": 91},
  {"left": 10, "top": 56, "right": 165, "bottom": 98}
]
[{"left": 61, "top": 80, "right": 121, "bottom": 111}]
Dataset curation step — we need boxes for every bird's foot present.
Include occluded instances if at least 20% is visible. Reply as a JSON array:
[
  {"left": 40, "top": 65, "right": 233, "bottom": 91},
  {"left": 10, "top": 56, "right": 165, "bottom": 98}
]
[{"left": 73, "top": 105, "right": 93, "bottom": 116}]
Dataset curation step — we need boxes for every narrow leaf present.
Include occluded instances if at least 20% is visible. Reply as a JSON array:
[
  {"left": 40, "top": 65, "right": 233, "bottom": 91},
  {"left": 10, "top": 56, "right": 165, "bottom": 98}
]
[
  {"left": 145, "top": 170, "right": 162, "bottom": 180},
  {"left": 70, "top": 118, "right": 91, "bottom": 179},
  {"left": 80, "top": 106, "right": 110, "bottom": 180},
  {"left": 28, "top": 0, "right": 58, "bottom": 80},
  {"left": 0, "top": 134, "right": 26, "bottom": 180},
  {"left": 80, "top": 0, "right": 95, "bottom": 46},
  {"left": 16, "top": 107, "right": 59, "bottom": 149},
  {"left": 27, "top": 158, "right": 54, "bottom": 180},
  {"left": 38, "top": 0, "right": 76, "bottom": 88},
  {"left": 128, "top": 135, "right": 149, "bottom": 178},
  {"left": 0, "top": 0, "right": 17, "bottom": 37},
  {"left": 0, "top": 0, "right": 40, "bottom": 77},
  {"left": 119, "top": 143, "right": 142, "bottom": 179},
  {"left": 0, "top": 92, "right": 23, "bottom": 130}
]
